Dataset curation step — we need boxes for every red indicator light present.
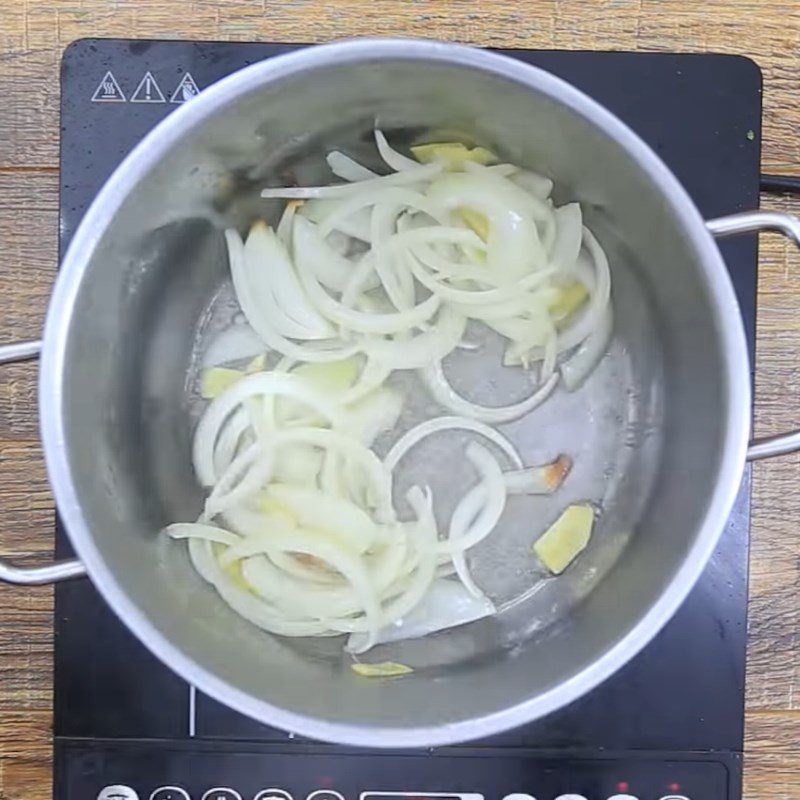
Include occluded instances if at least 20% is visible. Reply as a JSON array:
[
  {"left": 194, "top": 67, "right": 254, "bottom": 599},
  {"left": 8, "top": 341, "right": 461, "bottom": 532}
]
[
  {"left": 319, "top": 778, "right": 333, "bottom": 788},
  {"left": 668, "top": 783, "right": 681, "bottom": 793},
  {"left": 616, "top": 782, "right": 629, "bottom": 793}
]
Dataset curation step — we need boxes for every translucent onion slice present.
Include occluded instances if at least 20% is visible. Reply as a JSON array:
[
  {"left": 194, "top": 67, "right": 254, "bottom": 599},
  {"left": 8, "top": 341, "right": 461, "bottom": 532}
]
[
  {"left": 550, "top": 203, "right": 583, "bottom": 270},
  {"left": 408, "top": 250, "right": 555, "bottom": 305},
  {"left": 190, "top": 539, "right": 334, "bottom": 637},
  {"left": 343, "top": 486, "right": 437, "bottom": 651},
  {"left": 371, "top": 203, "right": 413, "bottom": 311},
  {"left": 302, "top": 199, "right": 372, "bottom": 242},
  {"left": 292, "top": 216, "right": 377, "bottom": 294},
  {"left": 363, "top": 307, "right": 467, "bottom": 371},
  {"left": 166, "top": 522, "right": 241, "bottom": 547},
  {"left": 294, "top": 238, "right": 442, "bottom": 335},
  {"left": 560, "top": 305, "right": 614, "bottom": 391},
  {"left": 503, "top": 454, "right": 572, "bottom": 495},
  {"left": 540, "top": 326, "right": 558, "bottom": 383},
  {"left": 346, "top": 578, "right": 495, "bottom": 650},
  {"left": 327, "top": 150, "right": 379, "bottom": 182},
  {"left": 192, "top": 372, "right": 346, "bottom": 487},
  {"left": 276, "top": 199, "right": 303, "bottom": 245},
  {"left": 384, "top": 414, "right": 523, "bottom": 473},
  {"left": 317, "top": 187, "right": 447, "bottom": 238},
  {"left": 427, "top": 171, "right": 548, "bottom": 277},
  {"left": 442, "top": 444, "right": 505, "bottom": 598},
  {"left": 338, "top": 358, "right": 393, "bottom": 406},
  {"left": 271, "top": 444, "right": 324, "bottom": 485},
  {"left": 264, "top": 427, "right": 395, "bottom": 523},
  {"left": 227, "top": 523, "right": 381, "bottom": 636},
  {"left": 174, "top": 534, "right": 335, "bottom": 634},
  {"left": 244, "top": 222, "right": 333, "bottom": 339},
  {"left": 226, "top": 229, "right": 359, "bottom": 364},
  {"left": 485, "top": 314, "right": 550, "bottom": 344},
  {"left": 201, "top": 323, "right": 265, "bottom": 368},
  {"left": 452, "top": 291, "right": 555, "bottom": 323},
  {"left": 422, "top": 360, "right": 559, "bottom": 424},
  {"left": 469, "top": 162, "right": 516, "bottom": 177},
  {"left": 386, "top": 225, "right": 486, "bottom": 253},
  {"left": 261, "top": 163, "right": 441, "bottom": 200},
  {"left": 202, "top": 442, "right": 273, "bottom": 520},
  {"left": 265, "top": 484, "right": 381, "bottom": 554},
  {"left": 374, "top": 128, "right": 420, "bottom": 172},
  {"left": 347, "top": 387, "right": 404, "bottom": 447},
  {"left": 439, "top": 442, "right": 506, "bottom": 555},
  {"left": 212, "top": 406, "right": 251, "bottom": 477},
  {"left": 410, "top": 243, "right": 505, "bottom": 286},
  {"left": 242, "top": 537, "right": 407, "bottom": 619},
  {"left": 510, "top": 169, "right": 554, "bottom": 200},
  {"left": 555, "top": 228, "right": 611, "bottom": 353}
]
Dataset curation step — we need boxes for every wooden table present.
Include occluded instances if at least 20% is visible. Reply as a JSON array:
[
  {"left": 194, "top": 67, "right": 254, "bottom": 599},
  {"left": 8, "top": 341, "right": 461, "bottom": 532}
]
[{"left": 1, "top": 2, "right": 800, "bottom": 798}]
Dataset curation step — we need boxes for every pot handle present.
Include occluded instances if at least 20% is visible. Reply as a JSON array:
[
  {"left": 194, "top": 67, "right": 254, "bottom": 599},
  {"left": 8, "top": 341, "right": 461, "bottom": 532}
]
[
  {"left": 0, "top": 339, "right": 86, "bottom": 584},
  {"left": 707, "top": 210, "right": 800, "bottom": 461}
]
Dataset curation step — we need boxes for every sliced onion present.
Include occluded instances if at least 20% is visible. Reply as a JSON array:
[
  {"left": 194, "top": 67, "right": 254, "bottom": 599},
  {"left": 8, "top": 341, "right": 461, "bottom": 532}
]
[
  {"left": 386, "top": 225, "right": 485, "bottom": 253},
  {"left": 327, "top": 150, "right": 379, "bottom": 182},
  {"left": 439, "top": 442, "right": 506, "bottom": 555},
  {"left": 363, "top": 307, "right": 467, "bottom": 370},
  {"left": 271, "top": 444, "right": 324, "bottom": 485},
  {"left": 410, "top": 243, "right": 505, "bottom": 286},
  {"left": 374, "top": 128, "right": 420, "bottom": 172},
  {"left": 192, "top": 372, "right": 346, "bottom": 487},
  {"left": 422, "top": 360, "right": 559, "bottom": 423},
  {"left": 427, "top": 171, "right": 548, "bottom": 277},
  {"left": 347, "top": 387, "right": 404, "bottom": 447},
  {"left": 560, "top": 305, "right": 614, "bottom": 390},
  {"left": 261, "top": 163, "right": 441, "bottom": 200},
  {"left": 371, "top": 203, "right": 413, "bottom": 311},
  {"left": 226, "top": 229, "right": 359, "bottom": 363},
  {"left": 292, "top": 216, "right": 377, "bottom": 294},
  {"left": 510, "top": 169, "right": 554, "bottom": 200},
  {"left": 471, "top": 163, "right": 517, "bottom": 178},
  {"left": 295, "top": 241, "right": 441, "bottom": 335},
  {"left": 233, "top": 520, "right": 382, "bottom": 640},
  {"left": 343, "top": 485, "right": 437, "bottom": 652},
  {"left": 202, "top": 442, "right": 273, "bottom": 520},
  {"left": 276, "top": 199, "right": 302, "bottom": 245},
  {"left": 550, "top": 202, "right": 583, "bottom": 270},
  {"left": 346, "top": 578, "right": 495, "bottom": 649},
  {"left": 265, "top": 484, "right": 382, "bottom": 554},
  {"left": 189, "top": 540, "right": 333, "bottom": 636},
  {"left": 503, "top": 454, "right": 572, "bottom": 495},
  {"left": 555, "top": 228, "right": 611, "bottom": 352},
  {"left": 213, "top": 406, "right": 252, "bottom": 476},
  {"left": 408, "top": 250, "right": 554, "bottom": 305},
  {"left": 244, "top": 222, "right": 333, "bottom": 339},
  {"left": 384, "top": 414, "right": 523, "bottom": 472},
  {"left": 454, "top": 294, "right": 554, "bottom": 325},
  {"left": 302, "top": 199, "right": 372, "bottom": 242},
  {"left": 317, "top": 187, "right": 447, "bottom": 238},
  {"left": 173, "top": 130, "right": 615, "bottom": 656},
  {"left": 202, "top": 323, "right": 265, "bottom": 368},
  {"left": 166, "top": 522, "right": 241, "bottom": 547}
]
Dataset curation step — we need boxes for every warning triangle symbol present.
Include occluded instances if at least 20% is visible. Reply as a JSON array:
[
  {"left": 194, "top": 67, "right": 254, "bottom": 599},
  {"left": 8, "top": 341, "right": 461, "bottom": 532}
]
[
  {"left": 130, "top": 71, "right": 166, "bottom": 104},
  {"left": 170, "top": 73, "right": 200, "bottom": 104},
  {"left": 91, "top": 71, "right": 126, "bottom": 103}
]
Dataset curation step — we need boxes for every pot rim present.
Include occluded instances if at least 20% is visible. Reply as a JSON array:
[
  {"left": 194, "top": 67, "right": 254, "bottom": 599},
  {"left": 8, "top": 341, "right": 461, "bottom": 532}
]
[{"left": 39, "top": 37, "right": 751, "bottom": 747}]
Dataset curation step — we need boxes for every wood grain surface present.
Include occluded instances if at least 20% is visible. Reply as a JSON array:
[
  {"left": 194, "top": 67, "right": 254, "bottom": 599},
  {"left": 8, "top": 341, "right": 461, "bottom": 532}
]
[{"left": 2, "top": 2, "right": 800, "bottom": 798}]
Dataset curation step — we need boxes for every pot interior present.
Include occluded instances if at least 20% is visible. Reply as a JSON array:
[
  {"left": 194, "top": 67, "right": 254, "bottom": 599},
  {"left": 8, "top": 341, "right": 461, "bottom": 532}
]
[{"left": 53, "top": 43, "right": 738, "bottom": 742}]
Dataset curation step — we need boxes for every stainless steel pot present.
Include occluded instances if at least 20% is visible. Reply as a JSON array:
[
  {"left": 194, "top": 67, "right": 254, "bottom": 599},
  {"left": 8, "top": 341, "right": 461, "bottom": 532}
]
[{"left": 2, "top": 39, "right": 799, "bottom": 747}]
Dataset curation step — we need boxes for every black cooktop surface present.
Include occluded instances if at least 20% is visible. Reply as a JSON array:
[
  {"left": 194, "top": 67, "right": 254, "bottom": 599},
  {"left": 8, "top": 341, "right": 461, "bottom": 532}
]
[{"left": 54, "top": 40, "right": 762, "bottom": 800}]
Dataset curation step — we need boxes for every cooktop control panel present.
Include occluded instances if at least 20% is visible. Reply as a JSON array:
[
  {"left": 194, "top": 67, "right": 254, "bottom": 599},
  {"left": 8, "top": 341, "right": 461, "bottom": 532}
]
[{"left": 58, "top": 741, "right": 731, "bottom": 800}]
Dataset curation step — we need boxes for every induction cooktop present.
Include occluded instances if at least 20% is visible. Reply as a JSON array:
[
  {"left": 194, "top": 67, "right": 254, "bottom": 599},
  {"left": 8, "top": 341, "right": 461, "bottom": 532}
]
[{"left": 54, "top": 39, "right": 762, "bottom": 800}]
